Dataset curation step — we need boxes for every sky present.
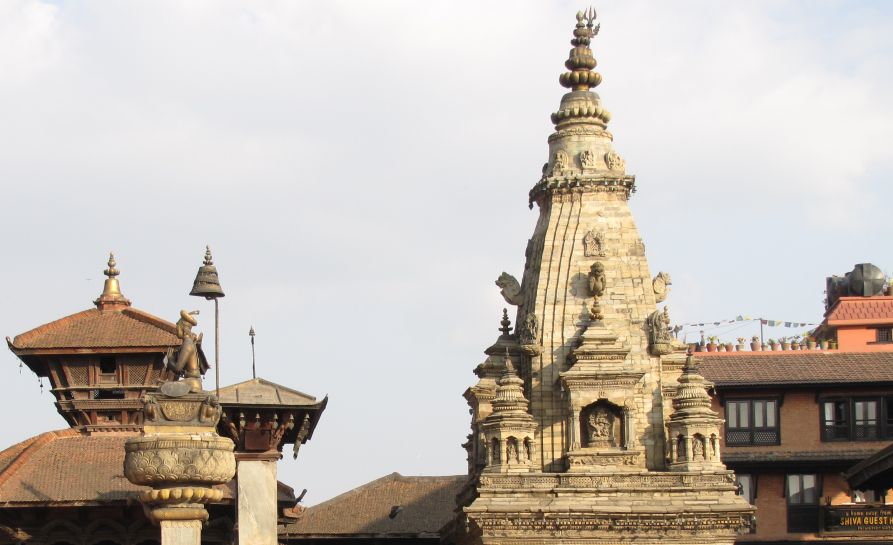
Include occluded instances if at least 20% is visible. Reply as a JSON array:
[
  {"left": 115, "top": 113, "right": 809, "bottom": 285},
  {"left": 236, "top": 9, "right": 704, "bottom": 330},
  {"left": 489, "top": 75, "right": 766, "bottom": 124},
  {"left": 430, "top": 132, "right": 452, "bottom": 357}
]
[{"left": 1, "top": 0, "right": 891, "bottom": 505}]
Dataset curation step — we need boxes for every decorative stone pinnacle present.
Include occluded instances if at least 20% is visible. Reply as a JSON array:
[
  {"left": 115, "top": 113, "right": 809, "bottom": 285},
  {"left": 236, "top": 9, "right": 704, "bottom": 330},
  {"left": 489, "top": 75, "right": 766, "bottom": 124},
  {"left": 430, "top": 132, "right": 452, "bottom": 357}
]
[
  {"left": 499, "top": 308, "right": 513, "bottom": 336},
  {"left": 672, "top": 354, "right": 714, "bottom": 414},
  {"left": 203, "top": 245, "right": 214, "bottom": 266},
  {"left": 104, "top": 252, "right": 119, "bottom": 278},
  {"left": 588, "top": 298, "right": 604, "bottom": 322},
  {"left": 489, "top": 348, "right": 528, "bottom": 414},
  {"left": 559, "top": 7, "right": 602, "bottom": 91}
]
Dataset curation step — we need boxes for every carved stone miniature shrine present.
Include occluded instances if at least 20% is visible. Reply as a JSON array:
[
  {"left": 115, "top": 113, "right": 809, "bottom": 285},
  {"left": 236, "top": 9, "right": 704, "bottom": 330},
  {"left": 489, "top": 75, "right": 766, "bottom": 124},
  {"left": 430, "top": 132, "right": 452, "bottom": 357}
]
[{"left": 452, "top": 9, "right": 753, "bottom": 545}]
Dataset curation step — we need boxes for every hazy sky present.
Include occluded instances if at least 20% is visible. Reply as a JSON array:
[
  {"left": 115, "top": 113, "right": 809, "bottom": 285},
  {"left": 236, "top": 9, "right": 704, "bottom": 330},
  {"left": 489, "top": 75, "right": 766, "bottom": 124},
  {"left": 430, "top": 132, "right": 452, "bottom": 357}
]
[{"left": 1, "top": 1, "right": 891, "bottom": 504}]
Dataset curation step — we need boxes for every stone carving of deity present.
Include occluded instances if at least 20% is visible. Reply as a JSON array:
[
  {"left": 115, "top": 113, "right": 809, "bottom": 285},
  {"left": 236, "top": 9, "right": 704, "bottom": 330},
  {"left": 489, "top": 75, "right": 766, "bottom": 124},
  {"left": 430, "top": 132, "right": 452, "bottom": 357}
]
[
  {"left": 551, "top": 150, "right": 569, "bottom": 175},
  {"left": 585, "top": 407, "right": 614, "bottom": 447},
  {"left": 692, "top": 436, "right": 705, "bottom": 460},
  {"left": 645, "top": 307, "right": 674, "bottom": 354},
  {"left": 588, "top": 262, "right": 606, "bottom": 298},
  {"left": 520, "top": 313, "right": 539, "bottom": 345},
  {"left": 604, "top": 149, "right": 625, "bottom": 171},
  {"left": 506, "top": 439, "right": 518, "bottom": 463},
  {"left": 583, "top": 230, "right": 606, "bottom": 257},
  {"left": 579, "top": 150, "right": 596, "bottom": 169}
]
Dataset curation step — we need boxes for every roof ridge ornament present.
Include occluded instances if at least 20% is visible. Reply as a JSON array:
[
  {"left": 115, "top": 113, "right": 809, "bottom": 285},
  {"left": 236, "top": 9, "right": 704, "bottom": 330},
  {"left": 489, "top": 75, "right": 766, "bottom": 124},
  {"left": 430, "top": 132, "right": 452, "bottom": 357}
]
[
  {"left": 94, "top": 252, "right": 132, "bottom": 310},
  {"left": 105, "top": 253, "right": 119, "bottom": 279}
]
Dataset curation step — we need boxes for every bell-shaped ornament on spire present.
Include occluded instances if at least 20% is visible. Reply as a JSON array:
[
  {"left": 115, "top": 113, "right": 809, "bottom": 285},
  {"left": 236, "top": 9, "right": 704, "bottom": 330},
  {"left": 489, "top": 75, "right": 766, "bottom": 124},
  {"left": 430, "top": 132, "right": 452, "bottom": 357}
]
[{"left": 190, "top": 245, "right": 225, "bottom": 299}]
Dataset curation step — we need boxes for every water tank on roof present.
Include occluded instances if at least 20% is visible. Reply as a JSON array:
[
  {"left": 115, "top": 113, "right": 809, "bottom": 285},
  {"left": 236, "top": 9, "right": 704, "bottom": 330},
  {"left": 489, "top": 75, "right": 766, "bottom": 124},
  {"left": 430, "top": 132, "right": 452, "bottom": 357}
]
[
  {"left": 825, "top": 263, "right": 887, "bottom": 310},
  {"left": 848, "top": 263, "right": 886, "bottom": 297}
]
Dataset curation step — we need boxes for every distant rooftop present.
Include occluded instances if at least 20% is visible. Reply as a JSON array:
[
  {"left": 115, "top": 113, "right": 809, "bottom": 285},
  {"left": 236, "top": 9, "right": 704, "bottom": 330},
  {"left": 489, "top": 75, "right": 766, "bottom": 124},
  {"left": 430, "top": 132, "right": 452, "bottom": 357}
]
[
  {"left": 699, "top": 351, "right": 893, "bottom": 388},
  {"left": 217, "top": 377, "right": 320, "bottom": 407},
  {"left": 826, "top": 296, "right": 893, "bottom": 326},
  {"left": 281, "top": 473, "right": 466, "bottom": 539}
]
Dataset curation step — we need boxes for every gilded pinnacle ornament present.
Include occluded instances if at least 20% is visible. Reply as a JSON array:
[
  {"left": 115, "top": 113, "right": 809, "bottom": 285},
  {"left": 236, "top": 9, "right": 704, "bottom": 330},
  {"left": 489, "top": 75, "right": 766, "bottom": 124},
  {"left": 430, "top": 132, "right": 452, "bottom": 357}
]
[
  {"left": 559, "top": 7, "right": 602, "bottom": 92},
  {"left": 95, "top": 252, "right": 131, "bottom": 309}
]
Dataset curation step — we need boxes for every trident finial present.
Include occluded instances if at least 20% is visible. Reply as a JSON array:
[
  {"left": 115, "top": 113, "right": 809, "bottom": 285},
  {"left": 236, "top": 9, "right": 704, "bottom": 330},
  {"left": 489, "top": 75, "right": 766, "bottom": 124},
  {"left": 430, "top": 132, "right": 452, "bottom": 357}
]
[
  {"left": 584, "top": 6, "right": 599, "bottom": 33},
  {"left": 559, "top": 8, "right": 602, "bottom": 91},
  {"left": 104, "top": 252, "right": 119, "bottom": 278}
]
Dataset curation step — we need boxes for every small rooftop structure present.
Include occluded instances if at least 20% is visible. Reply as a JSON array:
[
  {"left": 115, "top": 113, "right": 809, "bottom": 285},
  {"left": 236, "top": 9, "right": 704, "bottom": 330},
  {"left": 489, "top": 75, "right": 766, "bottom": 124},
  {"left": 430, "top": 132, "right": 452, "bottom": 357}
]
[
  {"left": 216, "top": 377, "right": 327, "bottom": 457},
  {"left": 6, "top": 255, "right": 203, "bottom": 431}
]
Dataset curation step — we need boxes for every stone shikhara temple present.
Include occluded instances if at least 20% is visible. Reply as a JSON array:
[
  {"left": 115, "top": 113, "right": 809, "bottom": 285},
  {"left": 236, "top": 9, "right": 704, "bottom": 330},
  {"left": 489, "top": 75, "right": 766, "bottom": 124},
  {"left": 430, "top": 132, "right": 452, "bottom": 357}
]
[
  {"left": 446, "top": 8, "right": 752, "bottom": 544},
  {"left": 0, "top": 7, "right": 774, "bottom": 545}
]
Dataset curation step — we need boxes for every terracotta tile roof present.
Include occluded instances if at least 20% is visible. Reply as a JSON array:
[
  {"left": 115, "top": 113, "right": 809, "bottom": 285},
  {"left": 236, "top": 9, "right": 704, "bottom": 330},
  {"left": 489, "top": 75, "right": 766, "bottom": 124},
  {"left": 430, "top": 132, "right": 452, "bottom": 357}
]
[
  {"left": 0, "top": 430, "right": 302, "bottom": 507},
  {"left": 282, "top": 473, "right": 467, "bottom": 537},
  {"left": 9, "top": 307, "right": 179, "bottom": 352},
  {"left": 826, "top": 296, "right": 893, "bottom": 325},
  {"left": 0, "top": 430, "right": 237, "bottom": 506},
  {"left": 699, "top": 352, "right": 893, "bottom": 387}
]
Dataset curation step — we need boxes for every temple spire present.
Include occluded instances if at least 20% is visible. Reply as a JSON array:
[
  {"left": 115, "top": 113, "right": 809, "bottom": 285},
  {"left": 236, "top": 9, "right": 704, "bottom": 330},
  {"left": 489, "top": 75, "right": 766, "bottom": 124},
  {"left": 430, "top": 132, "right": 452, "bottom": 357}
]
[
  {"left": 559, "top": 7, "right": 602, "bottom": 92},
  {"left": 95, "top": 252, "right": 131, "bottom": 310}
]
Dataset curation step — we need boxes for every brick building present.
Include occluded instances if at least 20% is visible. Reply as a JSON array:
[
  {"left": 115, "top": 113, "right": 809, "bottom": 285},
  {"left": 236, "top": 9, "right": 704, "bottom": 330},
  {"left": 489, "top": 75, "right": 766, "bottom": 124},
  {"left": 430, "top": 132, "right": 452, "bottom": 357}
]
[{"left": 696, "top": 268, "right": 893, "bottom": 543}]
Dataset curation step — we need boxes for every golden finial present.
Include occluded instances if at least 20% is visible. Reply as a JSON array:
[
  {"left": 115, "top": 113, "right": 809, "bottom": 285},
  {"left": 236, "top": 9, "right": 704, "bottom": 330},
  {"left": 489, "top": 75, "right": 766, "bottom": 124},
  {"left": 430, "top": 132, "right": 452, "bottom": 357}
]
[
  {"left": 104, "top": 252, "right": 119, "bottom": 278},
  {"left": 559, "top": 6, "right": 602, "bottom": 91},
  {"left": 95, "top": 251, "right": 131, "bottom": 309}
]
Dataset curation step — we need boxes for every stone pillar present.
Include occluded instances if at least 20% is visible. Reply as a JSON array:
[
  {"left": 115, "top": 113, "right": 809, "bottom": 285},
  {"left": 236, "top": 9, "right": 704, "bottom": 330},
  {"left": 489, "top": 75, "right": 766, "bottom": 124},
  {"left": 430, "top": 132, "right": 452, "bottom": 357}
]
[
  {"left": 161, "top": 521, "right": 202, "bottom": 545},
  {"left": 237, "top": 457, "right": 279, "bottom": 545},
  {"left": 124, "top": 383, "right": 236, "bottom": 545}
]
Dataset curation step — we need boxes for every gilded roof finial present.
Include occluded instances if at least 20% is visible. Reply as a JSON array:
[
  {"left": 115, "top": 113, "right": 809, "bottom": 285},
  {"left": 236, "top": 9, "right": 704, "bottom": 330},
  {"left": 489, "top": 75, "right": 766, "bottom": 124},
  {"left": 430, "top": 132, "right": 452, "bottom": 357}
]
[
  {"left": 559, "top": 6, "right": 602, "bottom": 92},
  {"left": 104, "top": 253, "right": 119, "bottom": 279},
  {"left": 95, "top": 252, "right": 131, "bottom": 309}
]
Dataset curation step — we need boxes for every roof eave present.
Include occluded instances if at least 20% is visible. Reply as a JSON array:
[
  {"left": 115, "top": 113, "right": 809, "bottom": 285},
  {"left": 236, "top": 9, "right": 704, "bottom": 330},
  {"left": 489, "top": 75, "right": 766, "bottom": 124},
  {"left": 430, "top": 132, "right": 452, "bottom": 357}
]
[
  {"left": 8, "top": 345, "right": 174, "bottom": 356},
  {"left": 714, "top": 380, "right": 893, "bottom": 390}
]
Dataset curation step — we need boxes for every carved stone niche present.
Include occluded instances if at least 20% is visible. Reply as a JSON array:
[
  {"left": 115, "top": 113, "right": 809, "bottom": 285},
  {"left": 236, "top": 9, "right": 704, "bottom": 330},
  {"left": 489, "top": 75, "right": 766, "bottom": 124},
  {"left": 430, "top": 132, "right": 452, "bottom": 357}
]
[
  {"left": 565, "top": 399, "right": 644, "bottom": 473},
  {"left": 582, "top": 400, "right": 621, "bottom": 449}
]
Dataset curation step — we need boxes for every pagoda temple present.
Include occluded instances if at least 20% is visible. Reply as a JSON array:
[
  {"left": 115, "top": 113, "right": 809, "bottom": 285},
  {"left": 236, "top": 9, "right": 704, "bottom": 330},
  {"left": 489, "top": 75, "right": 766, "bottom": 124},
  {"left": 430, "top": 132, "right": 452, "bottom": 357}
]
[{"left": 1, "top": 254, "right": 325, "bottom": 545}]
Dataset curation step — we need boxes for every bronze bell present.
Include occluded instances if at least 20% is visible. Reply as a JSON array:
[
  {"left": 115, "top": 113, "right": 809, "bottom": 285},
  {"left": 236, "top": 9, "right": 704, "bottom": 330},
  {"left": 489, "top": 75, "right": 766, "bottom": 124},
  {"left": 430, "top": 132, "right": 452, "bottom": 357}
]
[{"left": 190, "top": 245, "right": 225, "bottom": 299}]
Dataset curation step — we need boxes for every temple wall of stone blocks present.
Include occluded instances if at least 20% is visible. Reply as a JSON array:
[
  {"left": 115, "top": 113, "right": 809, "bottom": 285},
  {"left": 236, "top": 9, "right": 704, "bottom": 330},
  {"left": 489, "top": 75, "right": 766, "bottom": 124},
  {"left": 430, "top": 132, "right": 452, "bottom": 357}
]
[{"left": 519, "top": 189, "right": 665, "bottom": 470}]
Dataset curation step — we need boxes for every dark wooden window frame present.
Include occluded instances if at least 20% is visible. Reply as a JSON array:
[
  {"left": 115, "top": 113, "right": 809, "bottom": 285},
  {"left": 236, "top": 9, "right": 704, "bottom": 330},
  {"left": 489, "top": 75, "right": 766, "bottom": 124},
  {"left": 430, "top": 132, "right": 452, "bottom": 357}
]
[
  {"left": 736, "top": 473, "right": 757, "bottom": 533},
  {"left": 724, "top": 398, "right": 780, "bottom": 446},
  {"left": 819, "top": 396, "right": 891, "bottom": 442},
  {"left": 785, "top": 473, "right": 821, "bottom": 533}
]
